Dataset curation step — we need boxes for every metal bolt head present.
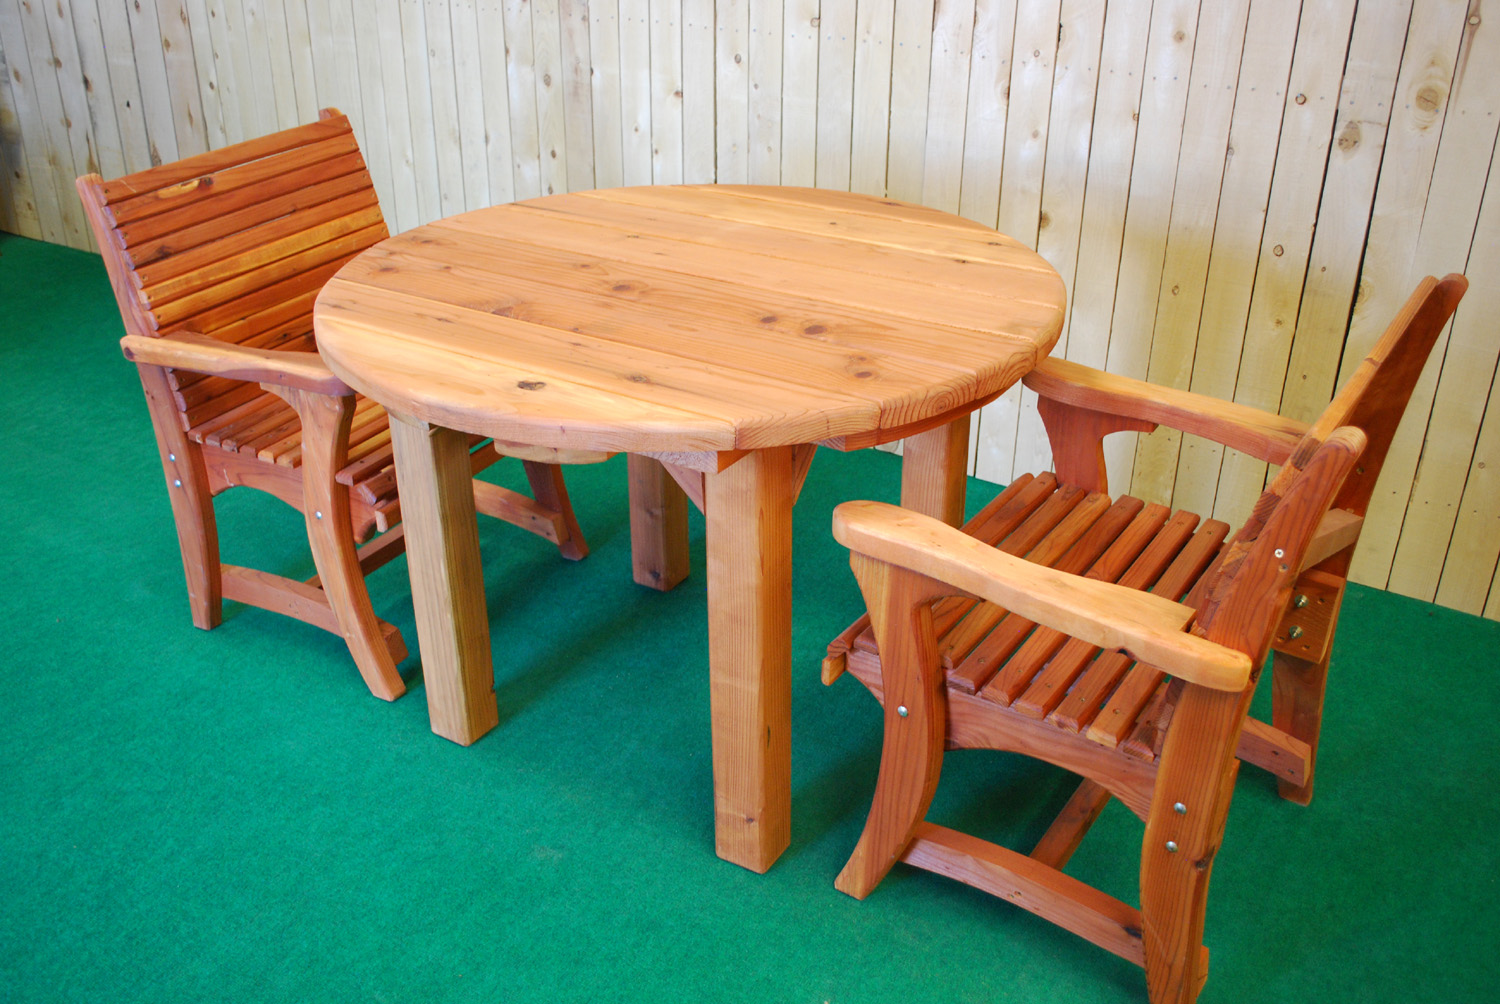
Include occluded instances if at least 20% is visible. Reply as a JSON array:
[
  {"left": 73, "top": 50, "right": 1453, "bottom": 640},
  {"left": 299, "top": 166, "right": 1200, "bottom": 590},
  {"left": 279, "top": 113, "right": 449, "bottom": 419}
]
[
  {"left": 314, "top": 511, "right": 323, "bottom": 520},
  {"left": 1294, "top": 594, "right": 1310, "bottom": 608},
  {"left": 1274, "top": 548, "right": 1285, "bottom": 559},
  {"left": 1288, "top": 625, "right": 1305, "bottom": 639},
  {"left": 896, "top": 705, "right": 909, "bottom": 718},
  {"left": 173, "top": 479, "right": 182, "bottom": 488},
  {"left": 168, "top": 453, "right": 177, "bottom": 462},
  {"left": 1174, "top": 802, "right": 1187, "bottom": 815},
  {"left": 1165, "top": 840, "right": 1179, "bottom": 853}
]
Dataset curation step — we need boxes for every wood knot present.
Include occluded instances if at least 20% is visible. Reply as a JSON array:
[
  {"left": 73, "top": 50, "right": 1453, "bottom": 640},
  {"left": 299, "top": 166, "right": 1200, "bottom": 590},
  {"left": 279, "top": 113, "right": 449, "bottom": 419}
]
[{"left": 517, "top": 380, "right": 546, "bottom": 390}]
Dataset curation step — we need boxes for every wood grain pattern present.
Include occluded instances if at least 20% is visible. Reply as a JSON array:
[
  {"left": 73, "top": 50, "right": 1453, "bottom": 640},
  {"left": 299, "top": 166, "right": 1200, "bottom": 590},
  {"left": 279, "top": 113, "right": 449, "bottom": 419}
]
[
  {"left": 13, "top": 0, "right": 1500, "bottom": 620},
  {"left": 315, "top": 186, "right": 1064, "bottom": 455}
]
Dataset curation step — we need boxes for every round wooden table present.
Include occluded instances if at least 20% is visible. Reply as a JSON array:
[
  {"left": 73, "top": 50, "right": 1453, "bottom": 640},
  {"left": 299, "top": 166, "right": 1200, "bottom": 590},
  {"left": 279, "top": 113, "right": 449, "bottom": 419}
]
[{"left": 314, "top": 185, "right": 1066, "bottom": 872}]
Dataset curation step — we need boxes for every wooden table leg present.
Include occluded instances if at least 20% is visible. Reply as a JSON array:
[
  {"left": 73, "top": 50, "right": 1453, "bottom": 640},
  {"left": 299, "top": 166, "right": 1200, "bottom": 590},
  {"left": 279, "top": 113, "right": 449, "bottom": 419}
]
[
  {"left": 704, "top": 446, "right": 795, "bottom": 872},
  {"left": 628, "top": 454, "right": 691, "bottom": 591},
  {"left": 388, "top": 413, "right": 500, "bottom": 745},
  {"left": 900, "top": 415, "right": 972, "bottom": 526}
]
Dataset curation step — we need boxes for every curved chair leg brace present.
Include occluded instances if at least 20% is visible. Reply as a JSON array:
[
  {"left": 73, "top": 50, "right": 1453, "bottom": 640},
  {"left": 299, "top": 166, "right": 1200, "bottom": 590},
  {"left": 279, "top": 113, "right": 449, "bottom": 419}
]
[
  {"left": 836, "top": 556, "right": 952, "bottom": 898},
  {"left": 137, "top": 364, "right": 223, "bottom": 630},
  {"left": 277, "top": 386, "right": 407, "bottom": 701}
]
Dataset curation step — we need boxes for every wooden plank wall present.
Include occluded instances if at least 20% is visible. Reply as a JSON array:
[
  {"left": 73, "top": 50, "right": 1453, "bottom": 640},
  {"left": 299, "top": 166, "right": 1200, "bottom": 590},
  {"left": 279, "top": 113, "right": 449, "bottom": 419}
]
[{"left": 2, "top": 0, "right": 1496, "bottom": 620}]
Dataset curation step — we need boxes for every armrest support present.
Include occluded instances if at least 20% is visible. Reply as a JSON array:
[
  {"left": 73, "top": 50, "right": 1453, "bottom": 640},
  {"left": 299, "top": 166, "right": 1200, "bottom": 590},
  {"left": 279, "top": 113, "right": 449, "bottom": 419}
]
[
  {"left": 120, "top": 332, "right": 354, "bottom": 397},
  {"left": 1023, "top": 357, "right": 1308, "bottom": 466},
  {"left": 833, "top": 500, "right": 1252, "bottom": 692}
]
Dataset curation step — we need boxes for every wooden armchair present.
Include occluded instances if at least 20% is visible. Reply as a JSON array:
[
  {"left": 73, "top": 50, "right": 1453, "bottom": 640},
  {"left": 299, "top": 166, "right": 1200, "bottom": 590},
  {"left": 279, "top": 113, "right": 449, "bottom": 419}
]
[
  {"left": 821, "top": 275, "right": 1466, "bottom": 1003},
  {"left": 78, "top": 110, "right": 589, "bottom": 703}
]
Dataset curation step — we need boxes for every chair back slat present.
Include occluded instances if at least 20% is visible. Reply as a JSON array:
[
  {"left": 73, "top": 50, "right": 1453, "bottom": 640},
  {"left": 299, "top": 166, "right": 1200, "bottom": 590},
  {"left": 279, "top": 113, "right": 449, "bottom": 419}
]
[
  {"left": 114, "top": 153, "right": 370, "bottom": 249},
  {"left": 96, "top": 117, "right": 357, "bottom": 212},
  {"left": 77, "top": 110, "right": 387, "bottom": 436}
]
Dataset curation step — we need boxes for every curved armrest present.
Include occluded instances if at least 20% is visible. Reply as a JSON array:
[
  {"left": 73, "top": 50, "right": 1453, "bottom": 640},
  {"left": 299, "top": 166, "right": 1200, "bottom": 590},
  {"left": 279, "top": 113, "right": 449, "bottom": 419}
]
[
  {"left": 1023, "top": 357, "right": 1308, "bottom": 466},
  {"left": 120, "top": 332, "right": 354, "bottom": 396},
  {"left": 832, "top": 500, "right": 1251, "bottom": 692}
]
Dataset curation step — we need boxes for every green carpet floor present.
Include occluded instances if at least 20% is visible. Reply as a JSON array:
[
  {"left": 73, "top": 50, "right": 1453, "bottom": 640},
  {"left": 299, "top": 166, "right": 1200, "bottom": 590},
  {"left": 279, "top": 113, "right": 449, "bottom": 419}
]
[{"left": 2, "top": 231, "right": 1496, "bottom": 1003}]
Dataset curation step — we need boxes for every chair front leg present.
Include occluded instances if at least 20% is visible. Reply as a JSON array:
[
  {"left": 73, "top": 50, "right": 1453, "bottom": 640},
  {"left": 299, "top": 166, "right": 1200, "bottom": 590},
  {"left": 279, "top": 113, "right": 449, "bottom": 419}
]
[
  {"left": 280, "top": 387, "right": 407, "bottom": 701},
  {"left": 836, "top": 555, "right": 952, "bottom": 899},
  {"left": 522, "top": 460, "right": 589, "bottom": 560},
  {"left": 136, "top": 364, "right": 223, "bottom": 630},
  {"left": 1139, "top": 684, "right": 1251, "bottom": 1004}
]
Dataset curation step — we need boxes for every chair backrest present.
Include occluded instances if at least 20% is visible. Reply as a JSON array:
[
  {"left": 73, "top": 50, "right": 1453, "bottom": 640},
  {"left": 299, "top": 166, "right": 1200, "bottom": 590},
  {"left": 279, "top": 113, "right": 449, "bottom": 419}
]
[
  {"left": 76, "top": 109, "right": 387, "bottom": 427},
  {"left": 1187, "top": 274, "right": 1467, "bottom": 645}
]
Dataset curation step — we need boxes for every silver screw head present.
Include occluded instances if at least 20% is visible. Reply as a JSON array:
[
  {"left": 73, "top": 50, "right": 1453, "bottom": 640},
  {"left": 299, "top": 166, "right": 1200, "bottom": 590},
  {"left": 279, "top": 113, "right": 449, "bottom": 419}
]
[
  {"left": 896, "top": 705, "right": 909, "bottom": 718},
  {"left": 314, "top": 511, "right": 323, "bottom": 519},
  {"left": 168, "top": 453, "right": 176, "bottom": 462},
  {"left": 1274, "top": 548, "right": 1285, "bottom": 559},
  {"left": 1294, "top": 594, "right": 1309, "bottom": 608},
  {"left": 1173, "top": 802, "right": 1187, "bottom": 814},
  {"left": 1288, "top": 625, "right": 1305, "bottom": 639},
  {"left": 1165, "top": 840, "right": 1179, "bottom": 853},
  {"left": 173, "top": 479, "right": 182, "bottom": 487}
]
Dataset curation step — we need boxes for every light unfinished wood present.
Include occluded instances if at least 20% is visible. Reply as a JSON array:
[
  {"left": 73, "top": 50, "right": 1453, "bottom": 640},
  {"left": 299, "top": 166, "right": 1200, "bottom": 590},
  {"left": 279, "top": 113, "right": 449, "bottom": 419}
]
[
  {"left": 10, "top": 0, "right": 1500, "bottom": 619},
  {"left": 314, "top": 185, "right": 1061, "bottom": 871}
]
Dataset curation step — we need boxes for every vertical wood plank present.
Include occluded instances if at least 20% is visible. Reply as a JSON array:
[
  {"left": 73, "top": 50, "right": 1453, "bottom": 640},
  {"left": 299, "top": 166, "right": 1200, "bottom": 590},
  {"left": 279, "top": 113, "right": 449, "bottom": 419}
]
[
  {"left": 714, "top": 0, "right": 748, "bottom": 183},
  {"left": 618, "top": 0, "right": 653, "bottom": 186},
  {"left": 504, "top": 0, "right": 544, "bottom": 200},
  {"left": 558, "top": 0, "right": 595, "bottom": 191},
  {"left": 423, "top": 0, "right": 468, "bottom": 214},
  {"left": 883, "top": 0, "right": 932, "bottom": 203},
  {"left": 973, "top": 0, "right": 1059, "bottom": 484},
  {"left": 106, "top": 0, "right": 165, "bottom": 169},
  {"left": 156, "top": 0, "right": 209, "bottom": 156},
  {"left": 919, "top": 0, "right": 973, "bottom": 212},
  {"left": 477, "top": 0, "right": 517, "bottom": 205},
  {"left": 531, "top": 0, "right": 571, "bottom": 194},
  {"left": 348, "top": 0, "right": 397, "bottom": 216},
  {"left": 376, "top": 0, "right": 421, "bottom": 231},
  {"left": 1126, "top": 0, "right": 1251, "bottom": 503},
  {"left": 849, "top": 0, "right": 895, "bottom": 196},
  {"left": 590, "top": 0, "right": 626, "bottom": 188},
  {"left": 648, "top": 0, "right": 683, "bottom": 183},
  {"left": 1095, "top": 0, "right": 1199, "bottom": 492},
  {"left": 814, "top": 0, "right": 856, "bottom": 189},
  {"left": 1193, "top": 0, "right": 1356, "bottom": 527},
  {"left": 746, "top": 0, "right": 781, "bottom": 184},
  {"left": 282, "top": 0, "right": 319, "bottom": 122},
  {"left": 0, "top": 21, "right": 41, "bottom": 237},
  {"left": 1054, "top": 0, "right": 1151, "bottom": 372},
  {"left": 9, "top": 0, "right": 90, "bottom": 245},
  {"left": 1328, "top": 0, "right": 1469, "bottom": 587},
  {"left": 680, "top": 0, "right": 713, "bottom": 181},
  {"left": 1386, "top": 10, "right": 1500, "bottom": 599},
  {"left": 1013, "top": 0, "right": 1107, "bottom": 476},
  {"left": 451, "top": 0, "right": 492, "bottom": 209},
  {"left": 780, "top": 0, "right": 818, "bottom": 186},
  {"left": 66, "top": 0, "right": 128, "bottom": 180},
  {"left": 400, "top": 0, "right": 444, "bottom": 220},
  {"left": 260, "top": 0, "right": 303, "bottom": 129},
  {"left": 955, "top": 0, "right": 1015, "bottom": 226}
]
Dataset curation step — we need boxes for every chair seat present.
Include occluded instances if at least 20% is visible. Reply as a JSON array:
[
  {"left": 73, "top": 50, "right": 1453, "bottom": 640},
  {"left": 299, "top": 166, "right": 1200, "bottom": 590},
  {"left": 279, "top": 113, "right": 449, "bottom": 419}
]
[{"left": 827, "top": 471, "right": 1235, "bottom": 764}]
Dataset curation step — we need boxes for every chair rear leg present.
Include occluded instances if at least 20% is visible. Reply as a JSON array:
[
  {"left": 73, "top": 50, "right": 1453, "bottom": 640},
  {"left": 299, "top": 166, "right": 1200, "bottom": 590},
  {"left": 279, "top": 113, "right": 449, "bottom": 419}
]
[
  {"left": 136, "top": 365, "right": 223, "bottom": 629},
  {"left": 522, "top": 460, "right": 589, "bottom": 560},
  {"left": 1270, "top": 649, "right": 1329, "bottom": 805},
  {"left": 286, "top": 388, "right": 407, "bottom": 702},
  {"left": 836, "top": 557, "right": 950, "bottom": 899}
]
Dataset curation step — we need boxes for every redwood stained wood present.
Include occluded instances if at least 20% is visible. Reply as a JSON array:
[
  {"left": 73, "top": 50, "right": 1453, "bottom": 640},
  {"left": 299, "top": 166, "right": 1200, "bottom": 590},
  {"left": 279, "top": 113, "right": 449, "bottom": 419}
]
[{"left": 825, "top": 277, "right": 1466, "bottom": 1004}]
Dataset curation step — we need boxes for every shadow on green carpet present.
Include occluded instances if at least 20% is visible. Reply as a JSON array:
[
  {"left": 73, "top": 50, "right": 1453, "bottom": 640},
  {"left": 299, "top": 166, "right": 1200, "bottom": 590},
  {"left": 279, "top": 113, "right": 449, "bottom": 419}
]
[{"left": 2, "top": 232, "right": 1497, "bottom": 1003}]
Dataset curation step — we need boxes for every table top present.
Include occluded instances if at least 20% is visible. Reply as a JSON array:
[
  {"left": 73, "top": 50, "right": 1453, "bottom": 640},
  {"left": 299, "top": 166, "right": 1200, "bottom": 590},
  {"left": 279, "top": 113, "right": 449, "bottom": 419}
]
[{"left": 314, "top": 185, "right": 1067, "bottom": 455}]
